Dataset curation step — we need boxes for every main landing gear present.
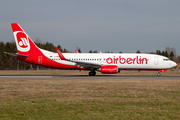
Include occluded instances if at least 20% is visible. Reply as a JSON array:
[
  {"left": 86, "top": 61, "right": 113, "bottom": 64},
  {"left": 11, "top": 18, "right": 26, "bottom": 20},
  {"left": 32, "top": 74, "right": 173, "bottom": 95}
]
[{"left": 89, "top": 71, "right": 96, "bottom": 76}]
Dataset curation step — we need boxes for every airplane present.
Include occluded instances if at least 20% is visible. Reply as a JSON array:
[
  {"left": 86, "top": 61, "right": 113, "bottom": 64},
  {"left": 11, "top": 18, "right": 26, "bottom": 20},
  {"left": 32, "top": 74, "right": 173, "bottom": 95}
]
[{"left": 4, "top": 23, "right": 177, "bottom": 76}]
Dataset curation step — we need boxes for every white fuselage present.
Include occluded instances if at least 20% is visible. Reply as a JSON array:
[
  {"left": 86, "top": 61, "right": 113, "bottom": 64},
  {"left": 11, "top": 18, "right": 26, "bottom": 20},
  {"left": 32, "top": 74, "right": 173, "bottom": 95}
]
[{"left": 41, "top": 50, "right": 177, "bottom": 70}]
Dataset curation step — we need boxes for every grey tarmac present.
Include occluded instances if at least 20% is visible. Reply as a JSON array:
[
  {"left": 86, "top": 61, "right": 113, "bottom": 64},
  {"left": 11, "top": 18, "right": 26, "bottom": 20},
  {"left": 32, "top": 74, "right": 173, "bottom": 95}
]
[{"left": 0, "top": 75, "right": 180, "bottom": 79}]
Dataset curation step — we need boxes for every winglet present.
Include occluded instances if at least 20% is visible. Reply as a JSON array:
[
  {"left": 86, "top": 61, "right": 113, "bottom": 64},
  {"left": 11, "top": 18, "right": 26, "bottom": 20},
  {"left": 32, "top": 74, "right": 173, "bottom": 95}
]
[
  {"left": 75, "top": 49, "right": 79, "bottom": 53},
  {"left": 56, "top": 48, "right": 66, "bottom": 60}
]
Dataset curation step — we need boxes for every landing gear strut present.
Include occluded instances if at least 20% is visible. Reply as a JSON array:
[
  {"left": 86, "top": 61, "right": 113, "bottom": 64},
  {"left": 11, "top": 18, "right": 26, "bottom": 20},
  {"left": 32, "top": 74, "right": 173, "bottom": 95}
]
[{"left": 89, "top": 71, "right": 96, "bottom": 76}]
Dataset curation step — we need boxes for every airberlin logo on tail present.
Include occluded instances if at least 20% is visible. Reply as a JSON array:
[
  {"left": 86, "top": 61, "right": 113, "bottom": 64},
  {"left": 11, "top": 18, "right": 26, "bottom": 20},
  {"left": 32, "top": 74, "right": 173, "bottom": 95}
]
[
  {"left": 19, "top": 38, "right": 28, "bottom": 47},
  {"left": 14, "top": 31, "right": 30, "bottom": 52}
]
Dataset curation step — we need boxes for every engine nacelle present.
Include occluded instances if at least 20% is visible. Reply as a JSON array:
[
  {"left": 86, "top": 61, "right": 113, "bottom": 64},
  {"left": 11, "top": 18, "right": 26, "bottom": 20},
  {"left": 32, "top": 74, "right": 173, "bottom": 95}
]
[{"left": 101, "top": 65, "right": 119, "bottom": 74}]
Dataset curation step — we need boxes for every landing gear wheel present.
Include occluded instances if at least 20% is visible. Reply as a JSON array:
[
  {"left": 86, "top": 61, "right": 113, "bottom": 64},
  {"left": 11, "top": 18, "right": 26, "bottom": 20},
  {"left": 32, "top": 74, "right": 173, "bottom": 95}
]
[
  {"left": 89, "top": 71, "right": 96, "bottom": 76},
  {"left": 157, "top": 73, "right": 161, "bottom": 76},
  {"left": 89, "top": 72, "right": 93, "bottom": 76}
]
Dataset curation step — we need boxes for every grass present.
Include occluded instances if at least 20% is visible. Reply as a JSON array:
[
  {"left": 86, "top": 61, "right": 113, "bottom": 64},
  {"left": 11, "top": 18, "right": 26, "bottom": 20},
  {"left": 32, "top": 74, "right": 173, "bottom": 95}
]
[{"left": 0, "top": 78, "right": 180, "bottom": 119}]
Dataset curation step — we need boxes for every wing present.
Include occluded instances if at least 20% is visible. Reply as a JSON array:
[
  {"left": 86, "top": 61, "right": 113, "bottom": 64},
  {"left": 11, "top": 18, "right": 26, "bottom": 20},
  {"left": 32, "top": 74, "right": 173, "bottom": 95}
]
[
  {"left": 56, "top": 48, "right": 101, "bottom": 69},
  {"left": 74, "top": 61, "right": 101, "bottom": 69}
]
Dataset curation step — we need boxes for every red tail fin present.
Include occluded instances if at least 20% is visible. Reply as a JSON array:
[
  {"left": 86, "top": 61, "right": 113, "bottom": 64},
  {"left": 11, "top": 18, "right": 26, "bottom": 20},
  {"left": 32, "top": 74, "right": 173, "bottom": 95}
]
[{"left": 11, "top": 23, "right": 40, "bottom": 55}]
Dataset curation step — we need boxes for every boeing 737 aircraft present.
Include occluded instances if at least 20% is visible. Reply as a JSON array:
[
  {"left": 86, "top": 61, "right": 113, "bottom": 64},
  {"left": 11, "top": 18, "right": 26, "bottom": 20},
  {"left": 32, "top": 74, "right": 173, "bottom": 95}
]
[{"left": 5, "top": 23, "right": 177, "bottom": 76}]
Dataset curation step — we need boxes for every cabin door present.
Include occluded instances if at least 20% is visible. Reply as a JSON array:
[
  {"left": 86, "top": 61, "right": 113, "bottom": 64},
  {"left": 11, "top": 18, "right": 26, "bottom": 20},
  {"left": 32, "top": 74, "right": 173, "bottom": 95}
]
[
  {"left": 38, "top": 56, "right": 42, "bottom": 64},
  {"left": 154, "top": 56, "right": 159, "bottom": 65}
]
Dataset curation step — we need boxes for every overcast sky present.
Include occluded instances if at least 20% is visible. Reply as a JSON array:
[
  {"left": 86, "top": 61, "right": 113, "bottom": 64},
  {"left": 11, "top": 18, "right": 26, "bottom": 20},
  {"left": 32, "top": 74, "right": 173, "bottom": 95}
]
[{"left": 1, "top": 0, "right": 180, "bottom": 55}]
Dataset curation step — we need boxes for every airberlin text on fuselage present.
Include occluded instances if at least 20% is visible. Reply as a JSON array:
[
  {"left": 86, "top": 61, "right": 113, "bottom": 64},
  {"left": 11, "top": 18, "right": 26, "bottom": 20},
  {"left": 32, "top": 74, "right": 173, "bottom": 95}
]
[{"left": 106, "top": 56, "right": 148, "bottom": 64}]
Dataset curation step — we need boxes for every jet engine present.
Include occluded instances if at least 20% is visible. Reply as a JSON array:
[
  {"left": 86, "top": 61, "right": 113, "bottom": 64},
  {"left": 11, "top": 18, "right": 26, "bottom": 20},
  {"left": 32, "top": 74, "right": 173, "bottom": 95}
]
[{"left": 101, "top": 65, "right": 120, "bottom": 74}]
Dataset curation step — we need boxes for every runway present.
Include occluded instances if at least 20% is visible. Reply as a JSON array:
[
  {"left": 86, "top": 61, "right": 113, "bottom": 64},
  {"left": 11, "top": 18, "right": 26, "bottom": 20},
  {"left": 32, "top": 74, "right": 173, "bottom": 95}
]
[{"left": 0, "top": 75, "right": 180, "bottom": 79}]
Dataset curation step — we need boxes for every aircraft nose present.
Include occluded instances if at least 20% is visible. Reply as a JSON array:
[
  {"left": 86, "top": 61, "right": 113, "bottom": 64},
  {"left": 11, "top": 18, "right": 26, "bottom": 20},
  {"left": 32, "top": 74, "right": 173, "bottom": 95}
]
[{"left": 171, "top": 61, "right": 177, "bottom": 67}]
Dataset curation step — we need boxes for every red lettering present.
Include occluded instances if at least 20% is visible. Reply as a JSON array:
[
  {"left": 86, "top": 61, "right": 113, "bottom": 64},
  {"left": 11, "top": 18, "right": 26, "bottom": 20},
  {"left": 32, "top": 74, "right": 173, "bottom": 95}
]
[
  {"left": 142, "top": 58, "right": 148, "bottom": 64},
  {"left": 133, "top": 58, "right": 136, "bottom": 64},
  {"left": 113, "top": 56, "right": 115, "bottom": 64},
  {"left": 106, "top": 57, "right": 112, "bottom": 64},
  {"left": 106, "top": 56, "right": 148, "bottom": 64},
  {"left": 136, "top": 56, "right": 139, "bottom": 64},
  {"left": 127, "top": 58, "right": 132, "bottom": 64},
  {"left": 114, "top": 57, "right": 118, "bottom": 64},
  {"left": 119, "top": 56, "right": 125, "bottom": 64}
]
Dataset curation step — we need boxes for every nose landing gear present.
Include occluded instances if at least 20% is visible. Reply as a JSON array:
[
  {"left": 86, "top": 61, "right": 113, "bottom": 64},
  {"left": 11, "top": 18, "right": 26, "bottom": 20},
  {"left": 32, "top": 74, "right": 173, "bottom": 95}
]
[
  {"left": 157, "top": 69, "right": 166, "bottom": 76},
  {"left": 157, "top": 72, "right": 161, "bottom": 76}
]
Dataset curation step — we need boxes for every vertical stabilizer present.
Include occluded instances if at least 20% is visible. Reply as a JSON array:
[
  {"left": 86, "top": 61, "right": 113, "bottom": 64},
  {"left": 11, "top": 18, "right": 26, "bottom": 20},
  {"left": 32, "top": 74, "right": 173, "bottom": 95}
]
[{"left": 11, "top": 23, "right": 40, "bottom": 55}]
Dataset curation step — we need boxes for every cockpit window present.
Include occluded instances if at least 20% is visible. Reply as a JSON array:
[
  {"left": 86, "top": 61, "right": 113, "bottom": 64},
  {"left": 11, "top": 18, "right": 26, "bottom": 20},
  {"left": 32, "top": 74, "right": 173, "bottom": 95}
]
[{"left": 163, "top": 59, "right": 170, "bottom": 61}]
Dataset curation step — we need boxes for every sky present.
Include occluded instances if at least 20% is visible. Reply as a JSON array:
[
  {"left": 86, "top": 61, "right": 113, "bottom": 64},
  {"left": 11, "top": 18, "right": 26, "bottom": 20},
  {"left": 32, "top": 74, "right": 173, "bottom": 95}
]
[{"left": 0, "top": 0, "right": 180, "bottom": 55}]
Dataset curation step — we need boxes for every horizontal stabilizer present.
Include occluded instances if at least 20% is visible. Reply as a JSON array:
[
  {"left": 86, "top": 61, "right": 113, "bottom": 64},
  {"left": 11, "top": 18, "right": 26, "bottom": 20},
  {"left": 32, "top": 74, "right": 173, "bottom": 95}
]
[{"left": 4, "top": 52, "right": 29, "bottom": 58}]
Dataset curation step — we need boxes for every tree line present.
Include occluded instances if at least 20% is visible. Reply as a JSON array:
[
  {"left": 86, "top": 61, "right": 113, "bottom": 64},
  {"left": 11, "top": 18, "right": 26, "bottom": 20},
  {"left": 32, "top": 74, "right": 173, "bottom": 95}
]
[{"left": 0, "top": 40, "right": 179, "bottom": 70}]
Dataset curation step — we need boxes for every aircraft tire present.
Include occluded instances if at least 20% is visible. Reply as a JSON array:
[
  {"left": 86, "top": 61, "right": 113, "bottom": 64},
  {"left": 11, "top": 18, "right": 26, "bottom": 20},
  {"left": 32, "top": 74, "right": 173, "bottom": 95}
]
[
  {"left": 157, "top": 73, "right": 161, "bottom": 76},
  {"left": 89, "top": 71, "right": 96, "bottom": 76}
]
